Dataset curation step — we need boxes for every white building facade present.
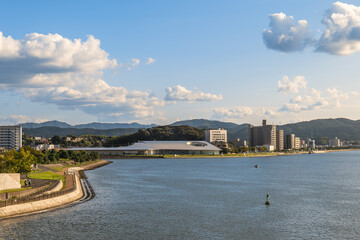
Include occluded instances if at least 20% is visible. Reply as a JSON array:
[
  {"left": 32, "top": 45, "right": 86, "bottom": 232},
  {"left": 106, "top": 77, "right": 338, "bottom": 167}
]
[
  {"left": 0, "top": 126, "right": 22, "bottom": 150},
  {"left": 205, "top": 129, "right": 227, "bottom": 143}
]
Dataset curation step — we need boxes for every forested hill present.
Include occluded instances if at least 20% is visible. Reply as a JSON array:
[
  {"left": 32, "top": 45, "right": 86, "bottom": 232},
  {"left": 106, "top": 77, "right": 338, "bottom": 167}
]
[
  {"left": 103, "top": 125, "right": 204, "bottom": 147},
  {"left": 278, "top": 118, "right": 360, "bottom": 141},
  {"left": 23, "top": 127, "right": 139, "bottom": 138}
]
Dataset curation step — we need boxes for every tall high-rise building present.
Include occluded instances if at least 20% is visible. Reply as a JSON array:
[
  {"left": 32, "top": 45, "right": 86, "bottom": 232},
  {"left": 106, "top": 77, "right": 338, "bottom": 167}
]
[
  {"left": 276, "top": 130, "right": 284, "bottom": 151},
  {"left": 0, "top": 126, "right": 22, "bottom": 150},
  {"left": 285, "top": 134, "right": 295, "bottom": 150},
  {"left": 295, "top": 137, "right": 300, "bottom": 150},
  {"left": 249, "top": 120, "right": 276, "bottom": 148}
]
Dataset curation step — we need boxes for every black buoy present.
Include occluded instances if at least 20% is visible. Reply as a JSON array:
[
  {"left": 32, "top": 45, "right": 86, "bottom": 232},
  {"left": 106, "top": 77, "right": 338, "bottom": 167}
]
[{"left": 265, "top": 193, "right": 270, "bottom": 205}]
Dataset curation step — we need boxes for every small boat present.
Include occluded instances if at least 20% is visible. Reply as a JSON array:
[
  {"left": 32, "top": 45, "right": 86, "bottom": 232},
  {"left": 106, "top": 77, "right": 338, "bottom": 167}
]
[
  {"left": 265, "top": 200, "right": 270, "bottom": 205},
  {"left": 254, "top": 165, "right": 259, "bottom": 168}
]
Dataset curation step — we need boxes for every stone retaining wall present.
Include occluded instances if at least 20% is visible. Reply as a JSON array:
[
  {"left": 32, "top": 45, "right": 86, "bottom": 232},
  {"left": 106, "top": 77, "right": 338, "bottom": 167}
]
[
  {"left": 0, "top": 183, "right": 52, "bottom": 201},
  {"left": 0, "top": 174, "right": 83, "bottom": 219},
  {"left": 0, "top": 173, "right": 21, "bottom": 191}
]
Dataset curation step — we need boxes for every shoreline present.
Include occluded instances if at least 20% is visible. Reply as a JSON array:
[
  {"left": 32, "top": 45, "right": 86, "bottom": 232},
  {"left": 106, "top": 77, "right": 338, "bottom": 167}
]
[
  {"left": 100, "top": 149, "right": 360, "bottom": 160},
  {"left": 0, "top": 160, "right": 112, "bottom": 220}
]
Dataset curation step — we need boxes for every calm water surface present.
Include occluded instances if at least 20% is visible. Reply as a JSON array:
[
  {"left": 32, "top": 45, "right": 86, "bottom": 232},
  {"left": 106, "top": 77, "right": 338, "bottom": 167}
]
[{"left": 1, "top": 151, "right": 360, "bottom": 240}]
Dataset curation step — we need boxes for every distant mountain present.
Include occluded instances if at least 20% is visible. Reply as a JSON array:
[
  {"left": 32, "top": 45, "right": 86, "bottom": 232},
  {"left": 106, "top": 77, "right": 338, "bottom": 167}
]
[
  {"left": 23, "top": 127, "right": 139, "bottom": 138},
  {"left": 20, "top": 121, "right": 156, "bottom": 130},
  {"left": 21, "top": 118, "right": 360, "bottom": 142},
  {"left": 170, "top": 119, "right": 249, "bottom": 141},
  {"left": 170, "top": 119, "right": 240, "bottom": 129},
  {"left": 74, "top": 122, "right": 156, "bottom": 129},
  {"left": 278, "top": 118, "right": 360, "bottom": 141},
  {"left": 170, "top": 118, "right": 360, "bottom": 142}
]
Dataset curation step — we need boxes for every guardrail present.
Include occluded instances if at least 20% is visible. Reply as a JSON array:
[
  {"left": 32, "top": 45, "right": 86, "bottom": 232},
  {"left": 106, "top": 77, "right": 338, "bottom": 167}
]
[{"left": 0, "top": 175, "right": 76, "bottom": 208}]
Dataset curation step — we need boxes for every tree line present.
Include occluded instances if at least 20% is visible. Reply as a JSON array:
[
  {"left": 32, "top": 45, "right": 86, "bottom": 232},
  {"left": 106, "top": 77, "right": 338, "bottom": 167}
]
[
  {"left": 103, "top": 125, "right": 205, "bottom": 147},
  {"left": 0, "top": 147, "right": 100, "bottom": 174}
]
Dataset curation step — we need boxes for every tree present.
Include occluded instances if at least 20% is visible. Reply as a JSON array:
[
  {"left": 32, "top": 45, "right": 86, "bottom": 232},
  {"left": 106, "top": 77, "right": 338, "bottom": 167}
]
[
  {"left": 51, "top": 135, "right": 62, "bottom": 145},
  {"left": 58, "top": 150, "right": 69, "bottom": 159},
  {"left": 0, "top": 148, "right": 35, "bottom": 174}
]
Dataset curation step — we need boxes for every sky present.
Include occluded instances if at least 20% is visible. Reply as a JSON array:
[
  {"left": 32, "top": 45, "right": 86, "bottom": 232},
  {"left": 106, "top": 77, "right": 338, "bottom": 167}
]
[{"left": 1, "top": 0, "right": 360, "bottom": 126}]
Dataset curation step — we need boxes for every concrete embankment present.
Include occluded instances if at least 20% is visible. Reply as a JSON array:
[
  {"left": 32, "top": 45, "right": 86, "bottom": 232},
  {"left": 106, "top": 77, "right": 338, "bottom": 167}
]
[
  {"left": 0, "top": 174, "right": 83, "bottom": 219},
  {"left": 80, "top": 160, "right": 112, "bottom": 170}
]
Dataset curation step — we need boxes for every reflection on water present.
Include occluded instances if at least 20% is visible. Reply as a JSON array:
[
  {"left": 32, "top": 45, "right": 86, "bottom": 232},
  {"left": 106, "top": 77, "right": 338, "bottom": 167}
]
[{"left": 1, "top": 151, "right": 360, "bottom": 240}]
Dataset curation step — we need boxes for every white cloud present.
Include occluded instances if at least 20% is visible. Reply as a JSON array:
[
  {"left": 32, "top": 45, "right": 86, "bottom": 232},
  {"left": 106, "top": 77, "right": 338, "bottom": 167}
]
[
  {"left": 0, "top": 31, "right": 163, "bottom": 120},
  {"left": 278, "top": 75, "right": 307, "bottom": 94},
  {"left": 263, "top": 12, "right": 314, "bottom": 52},
  {"left": 212, "top": 106, "right": 253, "bottom": 120},
  {"left": 350, "top": 91, "right": 360, "bottom": 96},
  {"left": 165, "top": 85, "right": 223, "bottom": 102},
  {"left": 326, "top": 87, "right": 349, "bottom": 106},
  {"left": 131, "top": 58, "right": 140, "bottom": 67},
  {"left": 1, "top": 115, "right": 31, "bottom": 124},
  {"left": 317, "top": 2, "right": 360, "bottom": 55},
  {"left": 280, "top": 87, "right": 351, "bottom": 112},
  {"left": 262, "top": 108, "right": 277, "bottom": 116},
  {"left": 146, "top": 57, "right": 156, "bottom": 64},
  {"left": 0, "top": 32, "right": 21, "bottom": 58}
]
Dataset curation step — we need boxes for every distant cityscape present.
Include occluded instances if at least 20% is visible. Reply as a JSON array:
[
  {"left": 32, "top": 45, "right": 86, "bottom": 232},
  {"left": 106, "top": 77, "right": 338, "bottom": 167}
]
[{"left": 0, "top": 119, "right": 357, "bottom": 155}]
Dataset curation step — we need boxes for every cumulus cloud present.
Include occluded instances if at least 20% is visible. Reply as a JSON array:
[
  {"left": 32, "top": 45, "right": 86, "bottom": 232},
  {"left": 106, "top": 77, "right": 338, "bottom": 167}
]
[
  {"left": 278, "top": 75, "right": 307, "bottom": 94},
  {"left": 263, "top": 12, "right": 314, "bottom": 52},
  {"left": 0, "top": 31, "right": 163, "bottom": 120},
  {"left": 212, "top": 106, "right": 253, "bottom": 120},
  {"left": 350, "top": 91, "right": 360, "bottom": 96},
  {"left": 317, "top": 2, "right": 360, "bottom": 55},
  {"left": 262, "top": 108, "right": 277, "bottom": 116},
  {"left": 146, "top": 57, "right": 156, "bottom": 64},
  {"left": 326, "top": 87, "right": 349, "bottom": 106},
  {"left": 1, "top": 115, "right": 32, "bottom": 124},
  {"left": 165, "top": 85, "right": 223, "bottom": 102},
  {"left": 280, "top": 87, "right": 351, "bottom": 112}
]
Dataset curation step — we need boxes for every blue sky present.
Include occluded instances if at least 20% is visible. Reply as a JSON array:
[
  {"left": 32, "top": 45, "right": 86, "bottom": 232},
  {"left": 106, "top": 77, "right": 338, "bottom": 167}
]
[{"left": 0, "top": 0, "right": 360, "bottom": 125}]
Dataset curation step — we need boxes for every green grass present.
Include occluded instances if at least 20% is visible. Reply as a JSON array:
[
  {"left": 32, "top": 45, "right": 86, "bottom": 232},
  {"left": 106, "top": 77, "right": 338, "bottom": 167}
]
[
  {"left": 0, "top": 187, "right": 32, "bottom": 194},
  {"left": 65, "top": 160, "right": 100, "bottom": 168},
  {"left": 28, "top": 171, "right": 65, "bottom": 183},
  {"left": 49, "top": 166, "right": 63, "bottom": 172}
]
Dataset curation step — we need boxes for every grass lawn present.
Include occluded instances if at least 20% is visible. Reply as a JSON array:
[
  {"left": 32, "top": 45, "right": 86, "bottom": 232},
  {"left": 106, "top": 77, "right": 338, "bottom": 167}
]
[
  {"left": 49, "top": 166, "right": 63, "bottom": 172},
  {"left": 65, "top": 160, "right": 100, "bottom": 168},
  {"left": 0, "top": 187, "right": 32, "bottom": 194},
  {"left": 28, "top": 171, "right": 65, "bottom": 183}
]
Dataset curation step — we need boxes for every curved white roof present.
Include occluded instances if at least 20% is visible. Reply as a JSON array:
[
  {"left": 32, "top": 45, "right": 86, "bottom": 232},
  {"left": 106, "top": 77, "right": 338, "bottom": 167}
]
[{"left": 69, "top": 141, "right": 221, "bottom": 151}]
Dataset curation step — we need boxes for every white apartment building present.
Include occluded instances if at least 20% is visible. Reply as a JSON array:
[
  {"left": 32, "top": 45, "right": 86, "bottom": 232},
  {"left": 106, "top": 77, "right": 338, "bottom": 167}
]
[
  {"left": 329, "top": 137, "right": 341, "bottom": 147},
  {"left": 205, "top": 128, "right": 228, "bottom": 143},
  {"left": 0, "top": 126, "right": 22, "bottom": 150}
]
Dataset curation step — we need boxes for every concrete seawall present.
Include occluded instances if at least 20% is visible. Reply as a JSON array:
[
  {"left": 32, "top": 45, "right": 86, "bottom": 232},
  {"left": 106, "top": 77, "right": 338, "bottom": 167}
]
[{"left": 0, "top": 174, "right": 83, "bottom": 219}]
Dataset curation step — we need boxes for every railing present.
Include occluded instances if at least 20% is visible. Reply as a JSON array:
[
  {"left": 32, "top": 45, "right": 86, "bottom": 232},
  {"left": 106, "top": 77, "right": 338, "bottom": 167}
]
[
  {"left": 21, "top": 179, "right": 57, "bottom": 189},
  {"left": 0, "top": 175, "right": 76, "bottom": 208},
  {"left": 0, "top": 180, "right": 57, "bottom": 201}
]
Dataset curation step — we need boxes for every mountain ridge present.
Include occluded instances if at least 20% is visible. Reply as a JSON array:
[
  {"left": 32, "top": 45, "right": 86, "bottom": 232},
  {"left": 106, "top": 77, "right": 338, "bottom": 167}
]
[{"left": 20, "top": 118, "right": 360, "bottom": 142}]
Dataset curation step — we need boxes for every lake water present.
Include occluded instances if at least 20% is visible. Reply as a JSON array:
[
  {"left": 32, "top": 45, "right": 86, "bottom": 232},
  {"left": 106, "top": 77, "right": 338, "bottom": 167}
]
[{"left": 1, "top": 151, "right": 360, "bottom": 240}]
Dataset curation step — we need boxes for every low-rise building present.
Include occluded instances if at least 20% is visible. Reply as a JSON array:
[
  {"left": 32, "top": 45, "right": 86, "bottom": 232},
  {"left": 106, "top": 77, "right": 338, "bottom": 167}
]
[
  {"left": 35, "top": 144, "right": 60, "bottom": 151},
  {"left": 69, "top": 141, "right": 221, "bottom": 156},
  {"left": 205, "top": 129, "right": 227, "bottom": 143}
]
